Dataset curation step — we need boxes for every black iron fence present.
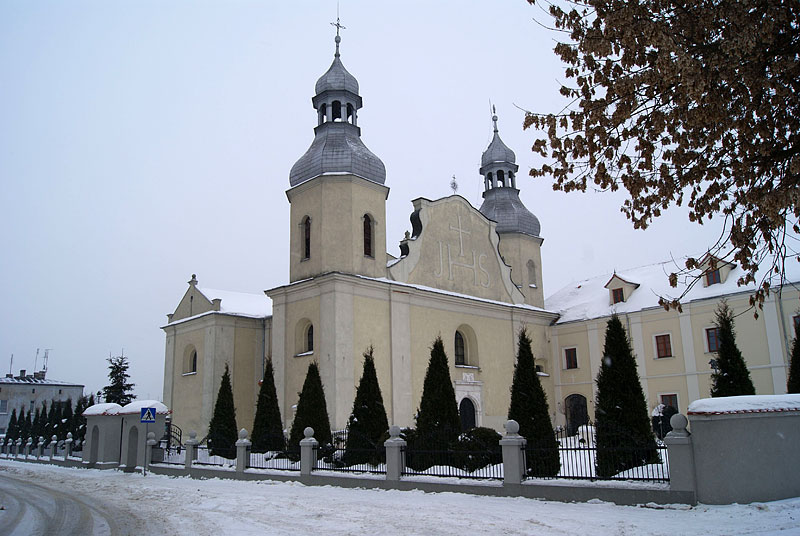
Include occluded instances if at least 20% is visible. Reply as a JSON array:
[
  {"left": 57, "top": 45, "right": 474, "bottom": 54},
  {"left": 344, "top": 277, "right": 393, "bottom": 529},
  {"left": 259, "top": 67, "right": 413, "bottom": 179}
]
[
  {"left": 400, "top": 432, "right": 503, "bottom": 480},
  {"left": 312, "top": 429, "right": 386, "bottom": 475},
  {"left": 193, "top": 445, "right": 237, "bottom": 467},
  {"left": 247, "top": 433, "right": 300, "bottom": 472},
  {"left": 524, "top": 423, "right": 669, "bottom": 483}
]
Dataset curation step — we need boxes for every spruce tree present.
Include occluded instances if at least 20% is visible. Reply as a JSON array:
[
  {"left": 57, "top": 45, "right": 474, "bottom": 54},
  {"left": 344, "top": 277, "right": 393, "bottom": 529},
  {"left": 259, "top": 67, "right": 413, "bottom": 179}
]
[
  {"left": 415, "top": 336, "right": 460, "bottom": 446},
  {"left": 710, "top": 302, "right": 756, "bottom": 397},
  {"left": 32, "top": 405, "right": 43, "bottom": 441},
  {"left": 508, "top": 328, "right": 560, "bottom": 477},
  {"left": 19, "top": 408, "right": 31, "bottom": 442},
  {"left": 251, "top": 359, "right": 285, "bottom": 453},
  {"left": 61, "top": 399, "right": 74, "bottom": 441},
  {"left": 595, "top": 315, "right": 659, "bottom": 478},
  {"left": 343, "top": 347, "right": 389, "bottom": 466},
  {"left": 6, "top": 408, "right": 18, "bottom": 444},
  {"left": 102, "top": 353, "right": 136, "bottom": 405},
  {"left": 288, "top": 362, "right": 332, "bottom": 457},
  {"left": 788, "top": 323, "right": 800, "bottom": 394},
  {"left": 73, "top": 395, "right": 90, "bottom": 445},
  {"left": 208, "top": 363, "right": 238, "bottom": 458}
]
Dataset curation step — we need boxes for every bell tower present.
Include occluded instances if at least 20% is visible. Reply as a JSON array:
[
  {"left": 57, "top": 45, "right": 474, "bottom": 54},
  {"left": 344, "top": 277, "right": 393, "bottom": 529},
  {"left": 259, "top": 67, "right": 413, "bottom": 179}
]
[
  {"left": 478, "top": 109, "right": 545, "bottom": 307},
  {"left": 287, "top": 26, "right": 388, "bottom": 282}
]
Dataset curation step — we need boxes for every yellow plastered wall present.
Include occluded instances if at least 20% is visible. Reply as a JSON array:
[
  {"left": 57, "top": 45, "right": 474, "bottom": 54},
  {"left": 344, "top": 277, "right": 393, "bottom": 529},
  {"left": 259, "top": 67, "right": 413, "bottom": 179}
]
[
  {"left": 352, "top": 294, "right": 392, "bottom": 422},
  {"left": 282, "top": 296, "right": 321, "bottom": 427}
]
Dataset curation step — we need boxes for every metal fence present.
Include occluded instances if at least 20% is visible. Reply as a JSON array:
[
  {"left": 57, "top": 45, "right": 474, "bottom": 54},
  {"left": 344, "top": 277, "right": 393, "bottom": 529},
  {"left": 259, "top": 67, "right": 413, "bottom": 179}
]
[
  {"left": 193, "top": 445, "right": 237, "bottom": 467},
  {"left": 312, "top": 430, "right": 386, "bottom": 475},
  {"left": 158, "top": 445, "right": 185, "bottom": 466},
  {"left": 524, "top": 423, "right": 669, "bottom": 483},
  {"left": 401, "top": 436, "right": 503, "bottom": 480},
  {"left": 246, "top": 434, "right": 301, "bottom": 472}
]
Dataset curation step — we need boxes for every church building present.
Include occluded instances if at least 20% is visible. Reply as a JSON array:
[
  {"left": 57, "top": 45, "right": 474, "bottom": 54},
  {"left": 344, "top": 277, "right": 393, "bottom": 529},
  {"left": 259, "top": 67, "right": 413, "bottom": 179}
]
[{"left": 161, "top": 32, "right": 800, "bottom": 440}]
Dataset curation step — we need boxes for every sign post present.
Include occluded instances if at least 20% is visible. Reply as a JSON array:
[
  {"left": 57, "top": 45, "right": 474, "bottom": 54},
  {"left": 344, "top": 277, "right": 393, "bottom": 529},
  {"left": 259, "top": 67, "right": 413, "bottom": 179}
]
[{"left": 140, "top": 408, "right": 156, "bottom": 475}]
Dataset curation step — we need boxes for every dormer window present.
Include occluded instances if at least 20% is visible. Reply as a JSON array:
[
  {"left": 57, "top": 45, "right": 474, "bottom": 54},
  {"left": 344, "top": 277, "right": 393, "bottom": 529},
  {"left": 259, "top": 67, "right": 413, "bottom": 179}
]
[
  {"left": 705, "top": 269, "right": 721, "bottom": 286},
  {"left": 612, "top": 288, "right": 624, "bottom": 304}
]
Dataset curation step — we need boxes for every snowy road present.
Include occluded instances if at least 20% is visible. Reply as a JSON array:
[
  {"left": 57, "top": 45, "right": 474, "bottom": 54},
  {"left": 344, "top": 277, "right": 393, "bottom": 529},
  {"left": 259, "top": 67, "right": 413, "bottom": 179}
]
[
  {"left": 0, "top": 468, "right": 150, "bottom": 535},
  {"left": 0, "top": 460, "right": 799, "bottom": 535}
]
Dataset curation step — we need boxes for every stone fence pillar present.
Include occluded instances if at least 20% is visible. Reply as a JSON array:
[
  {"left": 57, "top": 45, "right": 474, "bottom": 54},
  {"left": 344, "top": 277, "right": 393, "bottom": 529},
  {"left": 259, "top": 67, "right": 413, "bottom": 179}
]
[
  {"left": 500, "top": 420, "right": 527, "bottom": 485},
  {"left": 664, "top": 413, "right": 697, "bottom": 496},
  {"left": 49, "top": 435, "right": 58, "bottom": 461},
  {"left": 300, "top": 427, "right": 317, "bottom": 476},
  {"left": 22, "top": 438, "right": 30, "bottom": 458},
  {"left": 36, "top": 437, "right": 45, "bottom": 459},
  {"left": 145, "top": 431, "right": 157, "bottom": 472},
  {"left": 235, "top": 429, "right": 251, "bottom": 473},
  {"left": 384, "top": 426, "right": 406, "bottom": 481},
  {"left": 16, "top": 439, "right": 23, "bottom": 457},
  {"left": 185, "top": 431, "right": 199, "bottom": 471},
  {"left": 65, "top": 433, "right": 74, "bottom": 459}
]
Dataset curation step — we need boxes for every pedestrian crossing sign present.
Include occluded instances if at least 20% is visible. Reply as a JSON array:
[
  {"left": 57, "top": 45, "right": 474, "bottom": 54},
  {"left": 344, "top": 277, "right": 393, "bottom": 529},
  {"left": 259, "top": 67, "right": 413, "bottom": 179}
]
[{"left": 140, "top": 407, "right": 156, "bottom": 423}]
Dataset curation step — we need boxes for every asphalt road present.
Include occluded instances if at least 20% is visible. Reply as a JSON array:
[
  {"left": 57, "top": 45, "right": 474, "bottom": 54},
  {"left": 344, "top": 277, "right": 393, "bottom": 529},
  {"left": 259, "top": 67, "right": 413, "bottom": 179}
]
[{"left": 0, "top": 469, "right": 145, "bottom": 535}]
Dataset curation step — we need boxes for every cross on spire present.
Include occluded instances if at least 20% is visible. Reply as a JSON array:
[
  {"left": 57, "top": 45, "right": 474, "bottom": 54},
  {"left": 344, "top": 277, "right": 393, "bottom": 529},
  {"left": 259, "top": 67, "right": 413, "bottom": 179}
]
[
  {"left": 331, "top": 14, "right": 346, "bottom": 57},
  {"left": 492, "top": 105, "right": 499, "bottom": 133}
]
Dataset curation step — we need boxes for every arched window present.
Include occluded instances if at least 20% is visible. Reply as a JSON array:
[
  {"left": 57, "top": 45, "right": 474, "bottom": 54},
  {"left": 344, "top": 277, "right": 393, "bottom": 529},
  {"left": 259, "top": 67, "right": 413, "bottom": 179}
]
[
  {"left": 306, "top": 324, "right": 314, "bottom": 352},
  {"left": 319, "top": 103, "right": 327, "bottom": 124},
  {"left": 183, "top": 345, "right": 198, "bottom": 374},
  {"left": 455, "top": 331, "right": 466, "bottom": 366},
  {"left": 332, "top": 100, "right": 342, "bottom": 121},
  {"left": 189, "top": 350, "right": 197, "bottom": 373},
  {"left": 363, "top": 214, "right": 373, "bottom": 257},
  {"left": 509, "top": 170, "right": 515, "bottom": 188},
  {"left": 346, "top": 103, "right": 354, "bottom": 123},
  {"left": 487, "top": 172, "right": 493, "bottom": 188},
  {"left": 497, "top": 170, "right": 505, "bottom": 187},
  {"left": 527, "top": 259, "right": 537, "bottom": 287},
  {"left": 302, "top": 216, "right": 311, "bottom": 260}
]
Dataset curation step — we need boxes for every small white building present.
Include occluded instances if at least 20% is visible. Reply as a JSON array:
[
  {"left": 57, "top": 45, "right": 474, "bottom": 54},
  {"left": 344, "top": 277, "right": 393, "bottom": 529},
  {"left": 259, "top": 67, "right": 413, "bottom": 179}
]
[{"left": 0, "top": 369, "right": 84, "bottom": 436}]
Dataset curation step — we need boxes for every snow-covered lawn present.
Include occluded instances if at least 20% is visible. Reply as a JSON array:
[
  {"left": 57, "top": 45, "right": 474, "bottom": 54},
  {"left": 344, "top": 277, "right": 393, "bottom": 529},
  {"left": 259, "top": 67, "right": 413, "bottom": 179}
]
[{"left": 1, "top": 459, "right": 798, "bottom": 535}]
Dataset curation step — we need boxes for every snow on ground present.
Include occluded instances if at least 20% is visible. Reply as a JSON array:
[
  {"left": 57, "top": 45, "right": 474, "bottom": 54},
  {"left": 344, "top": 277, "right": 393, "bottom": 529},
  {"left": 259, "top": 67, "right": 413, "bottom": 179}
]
[
  {"left": 688, "top": 394, "right": 800, "bottom": 414},
  {"left": 2, "top": 460, "right": 799, "bottom": 535}
]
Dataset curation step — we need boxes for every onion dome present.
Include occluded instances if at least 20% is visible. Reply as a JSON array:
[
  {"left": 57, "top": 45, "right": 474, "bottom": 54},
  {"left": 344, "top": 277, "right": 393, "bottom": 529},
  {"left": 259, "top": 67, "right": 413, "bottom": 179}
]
[
  {"left": 289, "top": 33, "right": 386, "bottom": 187},
  {"left": 478, "top": 108, "right": 541, "bottom": 237}
]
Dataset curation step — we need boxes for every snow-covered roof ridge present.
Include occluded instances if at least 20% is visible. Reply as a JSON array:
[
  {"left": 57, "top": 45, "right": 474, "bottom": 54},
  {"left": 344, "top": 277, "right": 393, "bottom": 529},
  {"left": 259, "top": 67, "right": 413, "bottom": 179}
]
[
  {"left": 119, "top": 400, "right": 170, "bottom": 415},
  {"left": 546, "top": 256, "right": 800, "bottom": 324},
  {"left": 83, "top": 403, "right": 123, "bottom": 416},
  {"left": 0, "top": 376, "right": 83, "bottom": 386},
  {"left": 688, "top": 394, "right": 800, "bottom": 415},
  {"left": 196, "top": 286, "right": 272, "bottom": 317}
]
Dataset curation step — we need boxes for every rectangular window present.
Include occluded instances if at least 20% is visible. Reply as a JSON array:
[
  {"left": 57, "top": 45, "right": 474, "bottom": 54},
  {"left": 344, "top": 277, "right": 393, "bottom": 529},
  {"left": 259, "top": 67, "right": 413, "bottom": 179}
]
[
  {"left": 660, "top": 394, "right": 679, "bottom": 411},
  {"left": 794, "top": 315, "right": 800, "bottom": 333},
  {"left": 0, "top": 427, "right": 5, "bottom": 435},
  {"left": 612, "top": 288, "right": 624, "bottom": 304},
  {"left": 705, "top": 269, "right": 721, "bottom": 286},
  {"left": 564, "top": 348, "right": 578, "bottom": 370},
  {"left": 706, "top": 327, "right": 721, "bottom": 353},
  {"left": 0, "top": 400, "right": 7, "bottom": 414},
  {"left": 655, "top": 334, "right": 673, "bottom": 358},
  {"left": 30, "top": 401, "right": 34, "bottom": 411}
]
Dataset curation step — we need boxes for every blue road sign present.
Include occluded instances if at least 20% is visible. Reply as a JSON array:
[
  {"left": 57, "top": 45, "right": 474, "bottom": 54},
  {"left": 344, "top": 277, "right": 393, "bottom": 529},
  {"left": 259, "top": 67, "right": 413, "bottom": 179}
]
[{"left": 140, "top": 407, "right": 156, "bottom": 423}]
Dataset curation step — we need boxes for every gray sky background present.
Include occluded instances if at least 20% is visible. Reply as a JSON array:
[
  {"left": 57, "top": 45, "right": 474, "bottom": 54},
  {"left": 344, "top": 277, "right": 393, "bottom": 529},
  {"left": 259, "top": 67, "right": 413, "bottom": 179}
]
[{"left": 0, "top": 1, "right": 725, "bottom": 401}]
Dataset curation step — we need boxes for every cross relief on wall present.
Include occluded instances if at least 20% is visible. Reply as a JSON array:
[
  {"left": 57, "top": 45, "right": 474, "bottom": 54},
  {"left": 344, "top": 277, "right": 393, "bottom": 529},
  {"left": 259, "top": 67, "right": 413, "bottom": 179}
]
[{"left": 434, "top": 212, "right": 491, "bottom": 288}]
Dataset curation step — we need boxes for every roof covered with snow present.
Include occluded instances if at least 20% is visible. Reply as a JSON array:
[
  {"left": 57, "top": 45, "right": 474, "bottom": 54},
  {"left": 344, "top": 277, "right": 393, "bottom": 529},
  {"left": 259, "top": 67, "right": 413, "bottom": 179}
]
[
  {"left": 0, "top": 375, "right": 83, "bottom": 387},
  {"left": 688, "top": 394, "right": 800, "bottom": 415},
  {"left": 83, "top": 403, "right": 123, "bottom": 416},
  {"left": 545, "top": 258, "right": 800, "bottom": 324},
  {"left": 196, "top": 287, "right": 271, "bottom": 318},
  {"left": 119, "top": 400, "right": 169, "bottom": 415}
]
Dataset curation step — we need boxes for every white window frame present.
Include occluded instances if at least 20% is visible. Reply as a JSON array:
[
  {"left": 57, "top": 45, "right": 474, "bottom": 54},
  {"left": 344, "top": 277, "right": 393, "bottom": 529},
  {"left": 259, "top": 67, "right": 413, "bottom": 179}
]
[
  {"left": 0, "top": 399, "right": 7, "bottom": 414},
  {"left": 652, "top": 332, "right": 674, "bottom": 359},
  {"left": 563, "top": 347, "right": 579, "bottom": 370}
]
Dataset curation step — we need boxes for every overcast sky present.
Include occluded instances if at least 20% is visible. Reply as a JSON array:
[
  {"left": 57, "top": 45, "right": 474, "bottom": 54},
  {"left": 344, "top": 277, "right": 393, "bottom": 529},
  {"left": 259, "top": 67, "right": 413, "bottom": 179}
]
[{"left": 0, "top": 1, "right": 726, "bottom": 401}]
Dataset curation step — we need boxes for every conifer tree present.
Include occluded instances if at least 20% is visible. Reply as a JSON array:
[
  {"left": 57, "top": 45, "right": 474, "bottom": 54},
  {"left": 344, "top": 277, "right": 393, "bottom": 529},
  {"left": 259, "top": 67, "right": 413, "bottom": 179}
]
[
  {"left": 102, "top": 353, "right": 136, "bottom": 405},
  {"left": 73, "top": 395, "right": 90, "bottom": 445},
  {"left": 289, "top": 362, "right": 332, "bottom": 456},
  {"left": 595, "top": 315, "right": 659, "bottom": 477},
  {"left": 46, "top": 401, "right": 59, "bottom": 440},
  {"left": 710, "top": 302, "right": 756, "bottom": 397},
  {"left": 788, "top": 323, "right": 800, "bottom": 394},
  {"left": 6, "top": 408, "right": 18, "bottom": 443},
  {"left": 207, "top": 363, "right": 238, "bottom": 458},
  {"left": 61, "top": 399, "right": 74, "bottom": 441},
  {"left": 415, "top": 336, "right": 460, "bottom": 446},
  {"left": 32, "top": 405, "right": 43, "bottom": 441},
  {"left": 251, "top": 359, "right": 285, "bottom": 453},
  {"left": 343, "top": 347, "right": 389, "bottom": 466},
  {"left": 19, "top": 408, "right": 31, "bottom": 442},
  {"left": 508, "top": 328, "right": 560, "bottom": 477}
]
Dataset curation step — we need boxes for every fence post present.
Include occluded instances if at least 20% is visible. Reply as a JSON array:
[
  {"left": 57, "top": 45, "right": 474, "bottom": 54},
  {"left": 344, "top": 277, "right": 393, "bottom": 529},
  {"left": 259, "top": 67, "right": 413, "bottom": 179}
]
[
  {"left": 36, "top": 437, "right": 45, "bottom": 459},
  {"left": 185, "top": 431, "right": 199, "bottom": 471},
  {"left": 49, "top": 435, "right": 58, "bottom": 461},
  {"left": 500, "top": 420, "right": 527, "bottom": 485},
  {"left": 384, "top": 425, "right": 406, "bottom": 481},
  {"left": 65, "top": 433, "right": 73, "bottom": 459},
  {"left": 145, "top": 431, "right": 157, "bottom": 473},
  {"left": 235, "top": 429, "right": 251, "bottom": 474},
  {"left": 22, "top": 438, "right": 29, "bottom": 458},
  {"left": 300, "top": 427, "right": 317, "bottom": 476},
  {"left": 664, "top": 413, "right": 696, "bottom": 496}
]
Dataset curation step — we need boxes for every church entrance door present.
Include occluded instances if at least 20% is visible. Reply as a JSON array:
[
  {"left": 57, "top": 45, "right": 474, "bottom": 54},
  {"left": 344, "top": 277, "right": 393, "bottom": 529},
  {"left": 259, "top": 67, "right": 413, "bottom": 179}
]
[
  {"left": 459, "top": 398, "right": 476, "bottom": 431},
  {"left": 565, "top": 394, "right": 588, "bottom": 436}
]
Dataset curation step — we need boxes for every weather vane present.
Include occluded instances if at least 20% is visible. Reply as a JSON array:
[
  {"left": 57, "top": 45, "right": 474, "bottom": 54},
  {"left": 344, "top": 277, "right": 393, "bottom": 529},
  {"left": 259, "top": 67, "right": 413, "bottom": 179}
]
[{"left": 450, "top": 175, "right": 459, "bottom": 195}]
